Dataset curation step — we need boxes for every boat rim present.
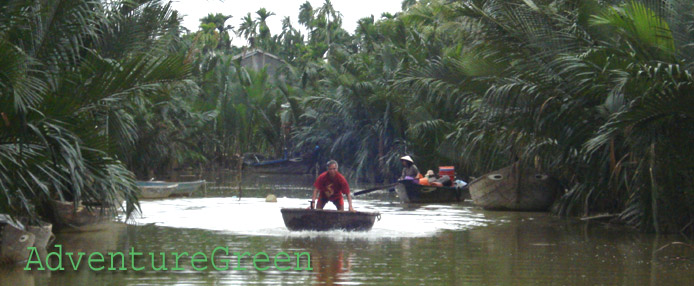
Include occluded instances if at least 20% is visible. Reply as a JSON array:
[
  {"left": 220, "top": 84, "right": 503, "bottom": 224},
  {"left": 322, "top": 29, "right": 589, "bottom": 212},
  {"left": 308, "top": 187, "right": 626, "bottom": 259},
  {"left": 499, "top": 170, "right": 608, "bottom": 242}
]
[{"left": 280, "top": 208, "right": 380, "bottom": 216}]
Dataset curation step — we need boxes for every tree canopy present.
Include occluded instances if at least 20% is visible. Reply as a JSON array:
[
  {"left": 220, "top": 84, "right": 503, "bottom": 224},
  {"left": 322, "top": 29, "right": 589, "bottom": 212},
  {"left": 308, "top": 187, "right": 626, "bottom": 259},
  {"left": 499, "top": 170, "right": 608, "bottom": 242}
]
[{"left": 2, "top": 0, "right": 693, "bottom": 236}]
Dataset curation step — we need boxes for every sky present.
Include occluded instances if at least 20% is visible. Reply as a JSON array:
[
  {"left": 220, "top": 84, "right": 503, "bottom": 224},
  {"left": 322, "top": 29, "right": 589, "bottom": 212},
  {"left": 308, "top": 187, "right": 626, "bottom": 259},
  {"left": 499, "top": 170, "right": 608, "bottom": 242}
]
[{"left": 170, "top": 0, "right": 404, "bottom": 45}]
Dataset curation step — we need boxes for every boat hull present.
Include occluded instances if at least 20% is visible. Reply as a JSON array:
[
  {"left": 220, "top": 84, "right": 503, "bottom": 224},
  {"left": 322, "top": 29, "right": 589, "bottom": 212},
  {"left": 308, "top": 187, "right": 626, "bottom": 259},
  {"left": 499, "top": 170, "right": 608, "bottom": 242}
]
[
  {"left": 169, "top": 180, "right": 205, "bottom": 197},
  {"left": 0, "top": 215, "right": 36, "bottom": 265},
  {"left": 395, "top": 180, "right": 468, "bottom": 204},
  {"left": 136, "top": 182, "right": 177, "bottom": 199},
  {"left": 27, "top": 221, "right": 53, "bottom": 249},
  {"left": 244, "top": 158, "right": 313, "bottom": 174},
  {"left": 280, "top": 208, "right": 379, "bottom": 231},
  {"left": 469, "top": 163, "right": 561, "bottom": 211},
  {"left": 138, "top": 180, "right": 205, "bottom": 197},
  {"left": 50, "top": 200, "right": 116, "bottom": 232}
]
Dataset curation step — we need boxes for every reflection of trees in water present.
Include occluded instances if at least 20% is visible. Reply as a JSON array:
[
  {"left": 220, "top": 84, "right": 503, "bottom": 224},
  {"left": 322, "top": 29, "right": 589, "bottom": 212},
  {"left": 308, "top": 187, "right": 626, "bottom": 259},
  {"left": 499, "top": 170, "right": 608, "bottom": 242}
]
[
  {"left": 463, "top": 211, "right": 692, "bottom": 285},
  {"left": 8, "top": 212, "right": 692, "bottom": 285},
  {"left": 282, "top": 235, "right": 465, "bottom": 285},
  {"left": 11, "top": 222, "right": 129, "bottom": 285},
  {"left": 0, "top": 266, "right": 36, "bottom": 285},
  {"left": 54, "top": 222, "right": 128, "bottom": 255}
]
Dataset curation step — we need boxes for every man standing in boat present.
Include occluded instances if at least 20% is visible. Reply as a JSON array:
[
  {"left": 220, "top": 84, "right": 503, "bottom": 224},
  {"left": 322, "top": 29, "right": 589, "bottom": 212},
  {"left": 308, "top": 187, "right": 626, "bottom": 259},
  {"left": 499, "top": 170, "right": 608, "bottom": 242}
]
[{"left": 311, "top": 160, "right": 355, "bottom": 212}]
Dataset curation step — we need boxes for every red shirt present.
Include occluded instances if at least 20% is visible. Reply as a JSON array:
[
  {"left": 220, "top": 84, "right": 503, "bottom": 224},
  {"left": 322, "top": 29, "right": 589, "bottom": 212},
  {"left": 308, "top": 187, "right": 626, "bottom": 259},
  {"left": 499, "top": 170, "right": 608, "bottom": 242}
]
[{"left": 314, "top": 171, "right": 350, "bottom": 201}]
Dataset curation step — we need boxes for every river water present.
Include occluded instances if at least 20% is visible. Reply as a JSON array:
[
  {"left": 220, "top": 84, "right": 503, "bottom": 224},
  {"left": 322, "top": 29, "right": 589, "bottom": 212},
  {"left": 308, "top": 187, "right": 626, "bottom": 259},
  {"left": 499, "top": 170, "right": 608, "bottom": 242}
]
[{"left": 2, "top": 173, "right": 692, "bottom": 285}]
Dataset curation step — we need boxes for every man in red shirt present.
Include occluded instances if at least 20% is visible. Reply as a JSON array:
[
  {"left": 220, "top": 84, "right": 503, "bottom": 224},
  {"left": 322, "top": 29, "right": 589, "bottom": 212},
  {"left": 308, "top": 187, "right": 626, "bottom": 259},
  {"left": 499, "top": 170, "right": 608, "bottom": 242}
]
[{"left": 312, "top": 160, "right": 354, "bottom": 211}]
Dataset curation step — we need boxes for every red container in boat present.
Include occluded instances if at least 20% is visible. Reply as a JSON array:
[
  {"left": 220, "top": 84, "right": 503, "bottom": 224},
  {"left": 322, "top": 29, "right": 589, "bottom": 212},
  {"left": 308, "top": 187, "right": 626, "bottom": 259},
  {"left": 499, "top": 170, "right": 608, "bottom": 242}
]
[{"left": 439, "top": 166, "right": 455, "bottom": 181}]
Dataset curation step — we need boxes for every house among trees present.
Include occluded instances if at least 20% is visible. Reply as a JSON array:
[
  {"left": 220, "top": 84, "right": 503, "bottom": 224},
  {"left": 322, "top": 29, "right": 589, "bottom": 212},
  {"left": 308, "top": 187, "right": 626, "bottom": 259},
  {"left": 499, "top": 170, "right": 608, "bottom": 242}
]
[{"left": 232, "top": 48, "right": 285, "bottom": 79}]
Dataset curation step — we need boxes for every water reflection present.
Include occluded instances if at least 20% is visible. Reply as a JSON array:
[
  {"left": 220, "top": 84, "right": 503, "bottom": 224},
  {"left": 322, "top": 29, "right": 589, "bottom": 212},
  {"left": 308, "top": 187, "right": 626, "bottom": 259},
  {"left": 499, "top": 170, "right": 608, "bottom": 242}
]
[
  {"left": 2, "top": 173, "right": 693, "bottom": 285},
  {"left": 283, "top": 237, "right": 353, "bottom": 285},
  {"left": 54, "top": 222, "right": 128, "bottom": 255},
  {"left": 456, "top": 211, "right": 693, "bottom": 285},
  {"left": 0, "top": 266, "right": 37, "bottom": 285},
  {"left": 0, "top": 223, "right": 128, "bottom": 286}
]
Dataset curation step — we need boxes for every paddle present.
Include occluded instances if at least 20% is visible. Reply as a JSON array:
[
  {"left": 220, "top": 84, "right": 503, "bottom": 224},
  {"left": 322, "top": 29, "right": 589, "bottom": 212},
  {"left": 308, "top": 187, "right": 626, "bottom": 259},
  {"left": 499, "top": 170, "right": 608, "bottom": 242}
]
[{"left": 353, "top": 183, "right": 397, "bottom": 196}]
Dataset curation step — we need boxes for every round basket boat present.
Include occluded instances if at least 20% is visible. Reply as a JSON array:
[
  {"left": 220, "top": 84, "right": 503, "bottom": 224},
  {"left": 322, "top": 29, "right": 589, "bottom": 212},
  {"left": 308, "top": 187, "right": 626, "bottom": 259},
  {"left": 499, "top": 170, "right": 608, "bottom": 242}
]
[{"left": 280, "top": 208, "right": 380, "bottom": 231}]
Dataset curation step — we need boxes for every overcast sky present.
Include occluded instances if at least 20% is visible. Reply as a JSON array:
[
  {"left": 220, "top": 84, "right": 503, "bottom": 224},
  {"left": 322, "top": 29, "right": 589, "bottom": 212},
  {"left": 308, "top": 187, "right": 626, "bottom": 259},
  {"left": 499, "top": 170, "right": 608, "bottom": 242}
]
[{"left": 170, "top": 0, "right": 404, "bottom": 45}]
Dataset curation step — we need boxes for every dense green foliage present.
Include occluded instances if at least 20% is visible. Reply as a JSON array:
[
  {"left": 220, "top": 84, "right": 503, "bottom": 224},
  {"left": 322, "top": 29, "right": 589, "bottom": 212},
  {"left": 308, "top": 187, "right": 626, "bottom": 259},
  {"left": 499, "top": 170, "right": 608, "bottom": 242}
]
[
  {"left": 2, "top": 0, "right": 692, "bottom": 235},
  {"left": 181, "top": 0, "right": 694, "bottom": 235},
  {"left": 0, "top": 0, "right": 193, "bottom": 222}
]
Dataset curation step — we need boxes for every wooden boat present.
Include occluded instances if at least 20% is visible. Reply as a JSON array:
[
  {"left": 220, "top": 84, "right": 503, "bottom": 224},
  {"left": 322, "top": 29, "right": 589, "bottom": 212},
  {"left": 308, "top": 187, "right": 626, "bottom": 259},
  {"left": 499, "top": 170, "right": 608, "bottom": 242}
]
[
  {"left": 244, "top": 157, "right": 314, "bottom": 174},
  {"left": 1, "top": 214, "right": 36, "bottom": 264},
  {"left": 280, "top": 208, "right": 380, "bottom": 231},
  {"left": 169, "top": 180, "right": 205, "bottom": 197},
  {"left": 395, "top": 180, "right": 469, "bottom": 204},
  {"left": 26, "top": 220, "right": 54, "bottom": 249},
  {"left": 136, "top": 181, "right": 177, "bottom": 199},
  {"left": 49, "top": 200, "right": 116, "bottom": 232},
  {"left": 147, "top": 180, "right": 206, "bottom": 197},
  {"left": 468, "top": 163, "right": 561, "bottom": 211}
]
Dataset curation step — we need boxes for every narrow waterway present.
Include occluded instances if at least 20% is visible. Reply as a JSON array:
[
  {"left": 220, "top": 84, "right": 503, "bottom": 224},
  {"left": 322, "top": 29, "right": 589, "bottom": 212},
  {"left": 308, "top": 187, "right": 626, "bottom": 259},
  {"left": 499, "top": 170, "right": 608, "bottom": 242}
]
[{"left": 2, "top": 173, "right": 692, "bottom": 285}]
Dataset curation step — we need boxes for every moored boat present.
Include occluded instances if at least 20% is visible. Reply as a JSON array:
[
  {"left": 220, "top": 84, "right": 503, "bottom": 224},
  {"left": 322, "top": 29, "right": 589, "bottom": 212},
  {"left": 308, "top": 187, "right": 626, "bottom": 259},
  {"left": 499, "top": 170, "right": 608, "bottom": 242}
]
[
  {"left": 468, "top": 163, "right": 561, "bottom": 211},
  {"left": 280, "top": 208, "right": 380, "bottom": 231},
  {"left": 136, "top": 181, "right": 178, "bottom": 199},
  {"left": 137, "top": 180, "right": 205, "bottom": 197},
  {"left": 395, "top": 180, "right": 469, "bottom": 204},
  {"left": 0, "top": 215, "right": 36, "bottom": 265},
  {"left": 173, "top": 180, "right": 205, "bottom": 196},
  {"left": 26, "top": 220, "right": 54, "bottom": 249},
  {"left": 166, "top": 180, "right": 206, "bottom": 197},
  {"left": 244, "top": 157, "right": 314, "bottom": 174},
  {"left": 49, "top": 200, "right": 116, "bottom": 232}
]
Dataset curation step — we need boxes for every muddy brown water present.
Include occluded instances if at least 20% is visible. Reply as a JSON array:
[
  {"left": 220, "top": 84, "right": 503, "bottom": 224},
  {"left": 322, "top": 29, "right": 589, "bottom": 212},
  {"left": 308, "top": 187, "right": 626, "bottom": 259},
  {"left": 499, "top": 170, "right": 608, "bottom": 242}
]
[{"left": 2, "top": 173, "right": 692, "bottom": 285}]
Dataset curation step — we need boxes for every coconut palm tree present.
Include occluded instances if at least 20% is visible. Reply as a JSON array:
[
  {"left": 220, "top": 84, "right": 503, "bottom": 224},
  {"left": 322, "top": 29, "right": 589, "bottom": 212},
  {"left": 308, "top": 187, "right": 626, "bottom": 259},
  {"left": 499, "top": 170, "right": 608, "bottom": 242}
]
[{"left": 0, "top": 0, "right": 192, "bottom": 223}]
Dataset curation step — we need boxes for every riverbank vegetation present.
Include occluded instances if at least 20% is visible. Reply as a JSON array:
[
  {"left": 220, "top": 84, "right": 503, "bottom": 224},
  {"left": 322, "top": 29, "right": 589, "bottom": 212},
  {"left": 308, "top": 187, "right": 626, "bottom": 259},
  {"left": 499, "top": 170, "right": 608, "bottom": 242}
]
[{"left": 1, "top": 0, "right": 692, "bottom": 236}]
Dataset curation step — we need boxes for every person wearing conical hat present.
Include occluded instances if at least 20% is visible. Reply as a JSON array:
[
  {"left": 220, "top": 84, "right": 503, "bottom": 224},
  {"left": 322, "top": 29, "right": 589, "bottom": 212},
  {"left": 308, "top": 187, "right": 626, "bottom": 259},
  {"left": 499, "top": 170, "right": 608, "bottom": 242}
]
[{"left": 399, "top": 155, "right": 421, "bottom": 180}]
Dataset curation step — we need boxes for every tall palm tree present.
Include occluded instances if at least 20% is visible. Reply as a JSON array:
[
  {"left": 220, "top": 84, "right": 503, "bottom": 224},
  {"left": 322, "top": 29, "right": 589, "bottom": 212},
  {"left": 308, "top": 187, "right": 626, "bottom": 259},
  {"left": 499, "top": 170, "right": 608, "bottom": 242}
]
[
  {"left": 298, "top": 1, "right": 315, "bottom": 30},
  {"left": 401, "top": 0, "right": 418, "bottom": 10},
  {"left": 237, "top": 13, "right": 257, "bottom": 47},
  {"left": 277, "top": 16, "right": 305, "bottom": 62},
  {"left": 315, "top": 0, "right": 343, "bottom": 56},
  {"left": 255, "top": 8, "right": 276, "bottom": 51},
  {"left": 200, "top": 13, "right": 233, "bottom": 49}
]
